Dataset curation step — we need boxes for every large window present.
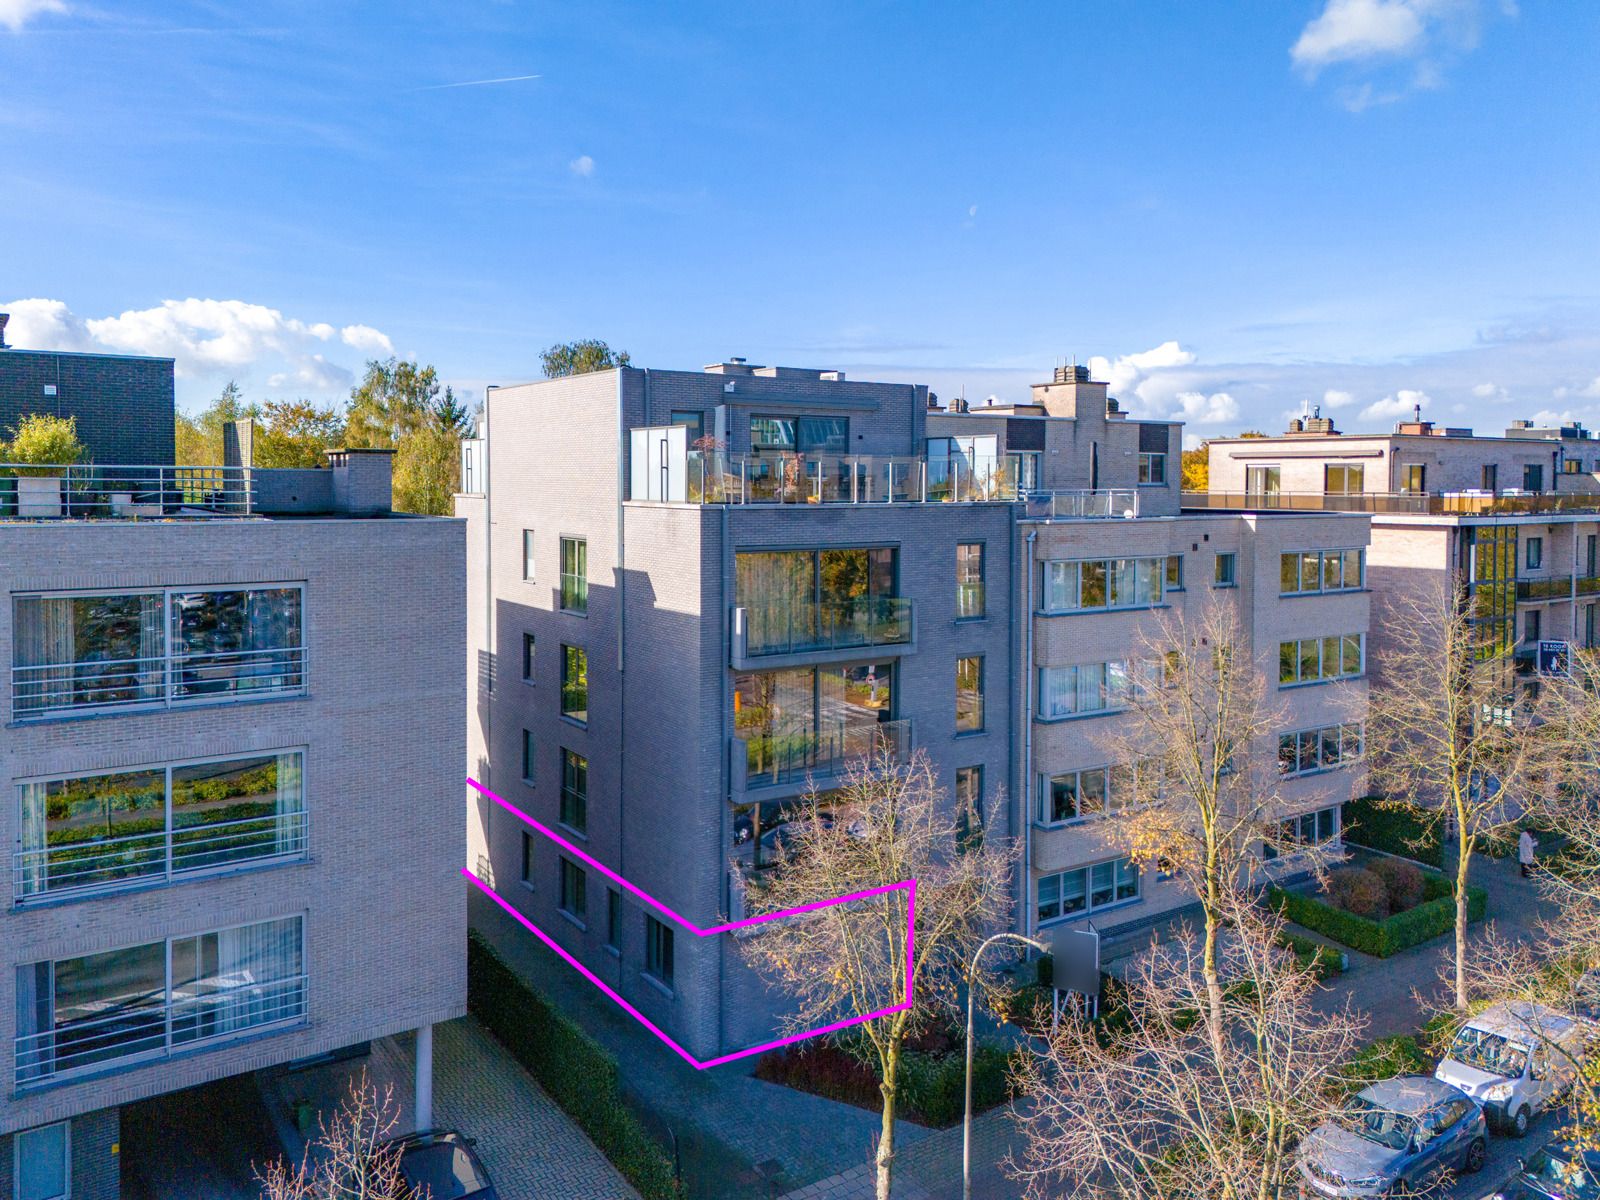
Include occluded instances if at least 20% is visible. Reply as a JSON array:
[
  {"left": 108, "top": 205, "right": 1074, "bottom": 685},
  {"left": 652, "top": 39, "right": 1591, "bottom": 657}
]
[
  {"left": 1037, "top": 858, "right": 1139, "bottom": 925},
  {"left": 1279, "top": 549, "right": 1365, "bottom": 596},
  {"left": 15, "top": 751, "right": 307, "bottom": 903},
  {"left": 14, "top": 1122, "right": 70, "bottom": 1200},
  {"left": 734, "top": 661, "right": 898, "bottom": 786},
  {"left": 560, "top": 645, "right": 588, "bottom": 723},
  {"left": 560, "top": 537, "right": 588, "bottom": 614},
  {"left": 560, "top": 749, "right": 588, "bottom": 834},
  {"left": 750, "top": 415, "right": 848, "bottom": 454},
  {"left": 1264, "top": 807, "right": 1340, "bottom": 859},
  {"left": 1043, "top": 558, "right": 1164, "bottom": 613},
  {"left": 1277, "top": 722, "right": 1364, "bottom": 777},
  {"left": 735, "top": 547, "right": 903, "bottom": 655},
  {"left": 13, "top": 587, "right": 305, "bottom": 718},
  {"left": 1400, "top": 464, "right": 1426, "bottom": 494},
  {"left": 1278, "top": 634, "right": 1364, "bottom": 685},
  {"left": 14, "top": 917, "right": 305, "bottom": 1086},
  {"left": 645, "top": 915, "right": 675, "bottom": 987},
  {"left": 1038, "top": 662, "right": 1133, "bottom": 719},
  {"left": 956, "top": 543, "right": 985, "bottom": 619},
  {"left": 956, "top": 656, "right": 984, "bottom": 732},
  {"left": 1137, "top": 452, "right": 1166, "bottom": 485},
  {"left": 1324, "top": 464, "right": 1364, "bottom": 494},
  {"left": 1040, "top": 762, "right": 1155, "bottom": 824}
]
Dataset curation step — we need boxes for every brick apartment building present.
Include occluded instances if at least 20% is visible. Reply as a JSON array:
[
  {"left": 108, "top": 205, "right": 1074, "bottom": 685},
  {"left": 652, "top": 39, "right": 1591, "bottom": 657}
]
[
  {"left": 461, "top": 359, "right": 1371, "bottom": 1060},
  {"left": 0, "top": 328, "right": 464, "bottom": 1200}
]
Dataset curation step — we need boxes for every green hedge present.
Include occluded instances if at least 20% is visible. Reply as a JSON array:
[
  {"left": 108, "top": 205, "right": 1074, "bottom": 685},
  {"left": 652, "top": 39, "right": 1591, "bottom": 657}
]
[
  {"left": 898, "top": 1045, "right": 1013, "bottom": 1128},
  {"left": 1341, "top": 796, "right": 1444, "bottom": 868},
  {"left": 467, "top": 933, "right": 684, "bottom": 1200},
  {"left": 1267, "top": 872, "right": 1486, "bottom": 958},
  {"left": 1276, "top": 931, "right": 1347, "bottom": 978}
]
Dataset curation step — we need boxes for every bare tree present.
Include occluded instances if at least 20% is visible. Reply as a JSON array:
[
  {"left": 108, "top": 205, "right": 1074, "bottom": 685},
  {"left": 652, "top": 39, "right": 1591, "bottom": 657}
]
[
  {"left": 257, "top": 1074, "right": 418, "bottom": 1200},
  {"left": 1364, "top": 579, "right": 1547, "bottom": 1009},
  {"left": 1011, "top": 896, "right": 1366, "bottom": 1200},
  {"left": 738, "top": 748, "right": 1014, "bottom": 1200},
  {"left": 1097, "top": 596, "right": 1313, "bottom": 1051}
]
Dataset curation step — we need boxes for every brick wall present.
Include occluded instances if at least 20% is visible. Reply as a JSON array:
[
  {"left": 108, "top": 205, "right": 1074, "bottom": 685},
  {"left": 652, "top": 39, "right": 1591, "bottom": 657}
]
[{"left": 0, "top": 350, "right": 175, "bottom": 464}]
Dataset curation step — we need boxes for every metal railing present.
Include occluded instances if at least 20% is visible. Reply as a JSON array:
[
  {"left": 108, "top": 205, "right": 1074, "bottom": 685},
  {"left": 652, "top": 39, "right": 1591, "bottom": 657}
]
[
  {"left": 12, "top": 645, "right": 306, "bottom": 719},
  {"left": 1187, "top": 490, "right": 1600, "bottom": 517},
  {"left": 1020, "top": 489, "right": 1141, "bottom": 520},
  {"left": 737, "top": 716, "right": 911, "bottom": 790},
  {"left": 13, "top": 812, "right": 309, "bottom": 903},
  {"left": 1517, "top": 577, "right": 1576, "bottom": 603},
  {"left": 0, "top": 464, "right": 255, "bottom": 519},
  {"left": 736, "top": 597, "right": 912, "bottom": 658},
  {"left": 15, "top": 972, "right": 307, "bottom": 1086},
  {"left": 684, "top": 453, "right": 1018, "bottom": 505}
]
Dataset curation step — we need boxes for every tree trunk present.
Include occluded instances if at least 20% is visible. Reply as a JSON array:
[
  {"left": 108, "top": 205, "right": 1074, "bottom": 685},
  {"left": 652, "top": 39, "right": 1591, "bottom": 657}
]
[
  {"left": 1454, "top": 838, "right": 1473, "bottom": 1010},
  {"left": 1202, "top": 882, "right": 1226, "bottom": 1054},
  {"left": 877, "top": 1039, "right": 900, "bottom": 1200}
]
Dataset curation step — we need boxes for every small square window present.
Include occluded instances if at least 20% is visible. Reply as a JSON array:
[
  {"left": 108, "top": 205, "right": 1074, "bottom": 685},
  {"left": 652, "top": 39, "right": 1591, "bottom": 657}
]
[
  {"left": 522, "top": 530, "right": 536, "bottom": 581},
  {"left": 522, "top": 729, "right": 536, "bottom": 784},
  {"left": 522, "top": 633, "right": 536, "bottom": 683},
  {"left": 1214, "top": 552, "right": 1237, "bottom": 587},
  {"left": 559, "top": 856, "right": 587, "bottom": 920},
  {"left": 646, "top": 915, "right": 674, "bottom": 987}
]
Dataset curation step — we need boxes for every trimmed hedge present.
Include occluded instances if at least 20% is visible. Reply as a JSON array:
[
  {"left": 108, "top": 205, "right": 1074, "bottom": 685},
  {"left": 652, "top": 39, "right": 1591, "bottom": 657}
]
[
  {"left": 1331, "top": 1034, "right": 1431, "bottom": 1098},
  {"left": 1276, "top": 931, "right": 1347, "bottom": 978},
  {"left": 467, "top": 933, "right": 684, "bottom": 1200},
  {"left": 1341, "top": 796, "right": 1444, "bottom": 868},
  {"left": 1268, "top": 872, "right": 1487, "bottom": 958}
]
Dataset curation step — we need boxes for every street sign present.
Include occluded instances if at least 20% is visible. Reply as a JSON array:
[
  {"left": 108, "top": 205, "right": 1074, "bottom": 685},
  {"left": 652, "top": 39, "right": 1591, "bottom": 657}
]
[
  {"left": 1538, "top": 639, "right": 1572, "bottom": 677},
  {"left": 1048, "top": 925, "right": 1101, "bottom": 998}
]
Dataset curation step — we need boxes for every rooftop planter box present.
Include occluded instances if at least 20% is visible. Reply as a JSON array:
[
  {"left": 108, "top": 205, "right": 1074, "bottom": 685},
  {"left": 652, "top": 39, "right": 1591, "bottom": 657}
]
[{"left": 1268, "top": 872, "right": 1486, "bottom": 958}]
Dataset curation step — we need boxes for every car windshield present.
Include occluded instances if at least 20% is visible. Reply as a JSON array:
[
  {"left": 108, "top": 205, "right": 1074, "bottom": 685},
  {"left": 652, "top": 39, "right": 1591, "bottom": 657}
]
[
  {"left": 399, "top": 1142, "right": 492, "bottom": 1198},
  {"left": 1525, "top": 1148, "right": 1600, "bottom": 1199},
  {"left": 1448, "top": 1027, "right": 1530, "bottom": 1077},
  {"left": 1343, "top": 1096, "right": 1416, "bottom": 1151}
]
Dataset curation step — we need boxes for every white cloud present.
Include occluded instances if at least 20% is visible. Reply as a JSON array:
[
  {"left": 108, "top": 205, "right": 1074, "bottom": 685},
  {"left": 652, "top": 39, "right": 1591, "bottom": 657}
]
[
  {"left": 569, "top": 155, "right": 595, "bottom": 178},
  {"left": 2, "top": 297, "right": 393, "bottom": 397},
  {"left": 1581, "top": 376, "right": 1600, "bottom": 400},
  {"left": 1291, "top": 0, "right": 1429, "bottom": 74},
  {"left": 1360, "top": 388, "right": 1431, "bottom": 421},
  {"left": 1472, "top": 381, "right": 1504, "bottom": 399},
  {"left": 1322, "top": 388, "right": 1357, "bottom": 409},
  {"left": 1530, "top": 409, "right": 1576, "bottom": 426},
  {"left": 0, "top": 0, "right": 66, "bottom": 33},
  {"left": 1088, "top": 340, "right": 1196, "bottom": 398},
  {"left": 1169, "top": 390, "right": 1241, "bottom": 425}
]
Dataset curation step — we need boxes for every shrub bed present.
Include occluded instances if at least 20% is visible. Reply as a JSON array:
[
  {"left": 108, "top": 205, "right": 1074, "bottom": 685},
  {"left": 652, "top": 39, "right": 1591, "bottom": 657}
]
[
  {"left": 467, "top": 933, "right": 684, "bottom": 1200},
  {"left": 752, "top": 1032, "right": 1015, "bottom": 1128},
  {"left": 1341, "top": 796, "right": 1444, "bottom": 868},
  {"left": 1267, "top": 873, "right": 1487, "bottom": 958},
  {"left": 1330, "top": 1034, "right": 1432, "bottom": 1098}
]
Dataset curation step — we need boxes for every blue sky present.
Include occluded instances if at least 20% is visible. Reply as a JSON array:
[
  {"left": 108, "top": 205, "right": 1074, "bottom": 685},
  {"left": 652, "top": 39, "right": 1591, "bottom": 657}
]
[{"left": 3, "top": 0, "right": 1597, "bottom": 441}]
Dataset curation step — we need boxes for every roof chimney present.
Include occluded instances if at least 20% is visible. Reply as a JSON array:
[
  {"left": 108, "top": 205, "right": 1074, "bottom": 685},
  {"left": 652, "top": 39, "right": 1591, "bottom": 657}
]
[{"left": 0, "top": 312, "right": 9, "bottom": 349}]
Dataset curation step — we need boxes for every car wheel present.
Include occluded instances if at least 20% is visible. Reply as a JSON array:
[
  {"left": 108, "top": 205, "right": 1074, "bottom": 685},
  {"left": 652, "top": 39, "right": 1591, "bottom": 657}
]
[
  {"left": 1511, "top": 1105, "right": 1531, "bottom": 1137},
  {"left": 1464, "top": 1136, "right": 1487, "bottom": 1173}
]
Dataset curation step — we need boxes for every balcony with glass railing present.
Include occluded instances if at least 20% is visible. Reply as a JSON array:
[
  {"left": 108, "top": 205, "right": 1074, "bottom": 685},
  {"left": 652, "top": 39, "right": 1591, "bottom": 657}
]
[
  {"left": 734, "top": 716, "right": 912, "bottom": 794},
  {"left": 1019, "top": 490, "right": 1142, "bottom": 520},
  {"left": 13, "top": 812, "right": 309, "bottom": 904},
  {"left": 1517, "top": 577, "right": 1577, "bottom": 603},
  {"left": 1187, "top": 489, "right": 1600, "bottom": 517},
  {"left": 12, "top": 645, "right": 306, "bottom": 719},
  {"left": 14, "top": 973, "right": 308, "bottom": 1087},
  {"left": 731, "top": 596, "right": 913, "bottom": 664}
]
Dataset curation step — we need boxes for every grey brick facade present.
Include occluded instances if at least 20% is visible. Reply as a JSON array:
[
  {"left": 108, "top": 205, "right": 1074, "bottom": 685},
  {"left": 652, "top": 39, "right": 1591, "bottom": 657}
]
[{"left": 0, "top": 349, "right": 175, "bottom": 465}]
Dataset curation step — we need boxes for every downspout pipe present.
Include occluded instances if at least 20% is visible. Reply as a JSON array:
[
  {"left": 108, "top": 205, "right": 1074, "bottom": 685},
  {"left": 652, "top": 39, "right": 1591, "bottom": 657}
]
[{"left": 1022, "top": 527, "right": 1037, "bottom": 941}]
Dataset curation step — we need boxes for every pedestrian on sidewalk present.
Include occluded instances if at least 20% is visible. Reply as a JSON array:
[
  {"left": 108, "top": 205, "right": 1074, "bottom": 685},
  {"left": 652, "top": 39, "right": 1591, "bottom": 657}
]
[{"left": 1519, "top": 828, "right": 1538, "bottom": 878}]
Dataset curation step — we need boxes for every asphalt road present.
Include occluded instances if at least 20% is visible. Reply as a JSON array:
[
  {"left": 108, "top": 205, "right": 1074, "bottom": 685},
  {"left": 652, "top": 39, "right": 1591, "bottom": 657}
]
[{"left": 1446, "top": 1104, "right": 1562, "bottom": 1200}]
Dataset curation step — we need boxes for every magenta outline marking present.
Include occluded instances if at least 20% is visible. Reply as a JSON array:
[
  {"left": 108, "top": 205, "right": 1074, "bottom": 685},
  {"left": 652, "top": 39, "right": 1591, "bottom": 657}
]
[{"left": 465, "top": 777, "right": 917, "bottom": 1069}]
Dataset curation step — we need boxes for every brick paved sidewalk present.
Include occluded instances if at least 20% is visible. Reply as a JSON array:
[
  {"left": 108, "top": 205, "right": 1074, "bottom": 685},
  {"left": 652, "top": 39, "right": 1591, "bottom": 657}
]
[
  {"left": 782, "top": 1106, "right": 1023, "bottom": 1200},
  {"left": 265, "top": 1016, "right": 641, "bottom": 1200}
]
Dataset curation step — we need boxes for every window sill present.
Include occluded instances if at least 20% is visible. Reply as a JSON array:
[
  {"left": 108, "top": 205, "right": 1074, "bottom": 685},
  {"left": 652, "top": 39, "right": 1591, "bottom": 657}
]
[
  {"left": 1279, "top": 762, "right": 1360, "bottom": 781},
  {"left": 954, "top": 615, "right": 989, "bottom": 624},
  {"left": 642, "top": 972, "right": 675, "bottom": 999},
  {"left": 558, "top": 909, "right": 586, "bottom": 932},
  {"left": 559, "top": 715, "right": 589, "bottom": 731},
  {"left": 954, "top": 728, "right": 988, "bottom": 739},
  {"left": 1035, "top": 603, "right": 1170, "bottom": 618},
  {"left": 1034, "top": 708, "right": 1129, "bottom": 725},
  {"left": 603, "top": 944, "right": 621, "bottom": 959},
  {"left": 1277, "top": 676, "right": 1364, "bottom": 691},
  {"left": 1211, "top": 583, "right": 1238, "bottom": 590},
  {"left": 518, "top": 879, "right": 536, "bottom": 894},
  {"left": 1279, "top": 588, "right": 1369, "bottom": 599},
  {"left": 558, "top": 822, "right": 588, "bottom": 841},
  {"left": 559, "top": 608, "right": 590, "bottom": 619}
]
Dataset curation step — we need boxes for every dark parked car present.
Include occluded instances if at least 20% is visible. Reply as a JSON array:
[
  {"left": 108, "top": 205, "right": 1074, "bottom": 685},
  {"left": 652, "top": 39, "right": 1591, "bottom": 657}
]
[
  {"left": 384, "top": 1130, "right": 498, "bottom": 1199},
  {"left": 1298, "top": 1075, "right": 1487, "bottom": 1197},
  {"left": 1478, "top": 1137, "right": 1600, "bottom": 1199}
]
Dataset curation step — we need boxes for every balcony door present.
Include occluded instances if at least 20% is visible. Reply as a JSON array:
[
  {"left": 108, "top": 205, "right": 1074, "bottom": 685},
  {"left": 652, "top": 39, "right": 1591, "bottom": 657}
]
[{"left": 1245, "top": 465, "right": 1281, "bottom": 504}]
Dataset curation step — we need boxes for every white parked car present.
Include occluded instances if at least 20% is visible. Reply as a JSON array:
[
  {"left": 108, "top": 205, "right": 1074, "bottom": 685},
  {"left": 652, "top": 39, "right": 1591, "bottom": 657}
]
[{"left": 1434, "top": 1002, "right": 1583, "bottom": 1137}]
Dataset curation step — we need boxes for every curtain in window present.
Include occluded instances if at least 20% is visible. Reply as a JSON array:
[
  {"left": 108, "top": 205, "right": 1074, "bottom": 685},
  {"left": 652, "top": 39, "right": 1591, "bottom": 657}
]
[
  {"left": 275, "top": 752, "right": 304, "bottom": 854},
  {"left": 14, "top": 962, "right": 49, "bottom": 1081},
  {"left": 12, "top": 598, "right": 75, "bottom": 713},
  {"left": 18, "top": 782, "right": 48, "bottom": 896},
  {"left": 1040, "top": 667, "right": 1075, "bottom": 718},
  {"left": 215, "top": 916, "right": 302, "bottom": 1032}
]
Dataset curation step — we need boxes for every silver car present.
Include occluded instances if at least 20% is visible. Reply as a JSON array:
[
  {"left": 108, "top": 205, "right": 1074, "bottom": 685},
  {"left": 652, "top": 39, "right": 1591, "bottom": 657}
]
[{"left": 1299, "top": 1076, "right": 1487, "bottom": 1197}]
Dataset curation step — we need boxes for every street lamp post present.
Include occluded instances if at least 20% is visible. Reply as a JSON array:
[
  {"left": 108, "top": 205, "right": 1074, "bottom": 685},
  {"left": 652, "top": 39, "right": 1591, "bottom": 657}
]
[{"left": 964, "top": 931, "right": 1048, "bottom": 1200}]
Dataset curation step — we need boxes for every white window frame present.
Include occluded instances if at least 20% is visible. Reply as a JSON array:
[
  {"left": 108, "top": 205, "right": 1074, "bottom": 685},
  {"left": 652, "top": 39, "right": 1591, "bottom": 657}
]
[
  {"left": 522, "top": 530, "right": 536, "bottom": 581},
  {"left": 1279, "top": 549, "right": 1366, "bottom": 596},
  {"left": 11, "top": 583, "right": 307, "bottom": 721},
  {"left": 14, "top": 747, "right": 309, "bottom": 904},
  {"left": 1041, "top": 558, "right": 1165, "bottom": 614},
  {"left": 1278, "top": 634, "right": 1365, "bottom": 686},
  {"left": 1137, "top": 452, "right": 1167, "bottom": 486},
  {"left": 1038, "top": 662, "right": 1134, "bottom": 719},
  {"left": 1036, "top": 856, "right": 1141, "bottom": 927},
  {"left": 1277, "top": 722, "right": 1365, "bottom": 777},
  {"left": 14, "top": 1121, "right": 71, "bottom": 1200}
]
